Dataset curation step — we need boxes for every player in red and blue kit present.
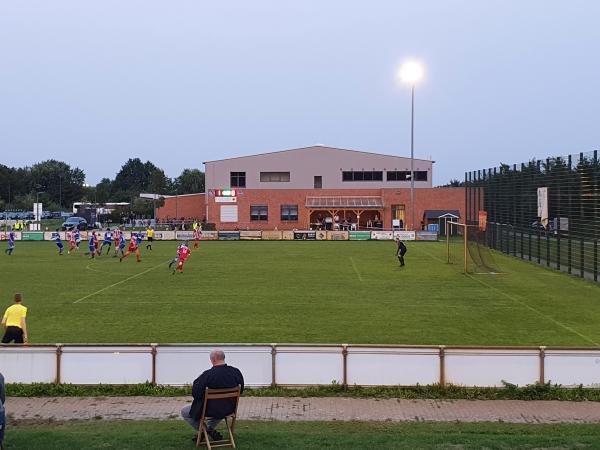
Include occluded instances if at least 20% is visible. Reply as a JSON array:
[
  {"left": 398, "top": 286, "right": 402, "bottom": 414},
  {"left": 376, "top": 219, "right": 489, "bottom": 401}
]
[
  {"left": 172, "top": 241, "right": 191, "bottom": 274},
  {"left": 51, "top": 229, "right": 64, "bottom": 255},
  {"left": 120, "top": 236, "right": 141, "bottom": 262},
  {"left": 100, "top": 228, "right": 113, "bottom": 255},
  {"left": 4, "top": 228, "right": 15, "bottom": 255}
]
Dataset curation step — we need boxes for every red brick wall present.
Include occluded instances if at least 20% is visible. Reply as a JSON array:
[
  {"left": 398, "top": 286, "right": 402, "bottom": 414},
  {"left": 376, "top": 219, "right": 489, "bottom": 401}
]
[
  {"left": 156, "top": 194, "right": 206, "bottom": 221},
  {"left": 194, "top": 188, "right": 464, "bottom": 230}
]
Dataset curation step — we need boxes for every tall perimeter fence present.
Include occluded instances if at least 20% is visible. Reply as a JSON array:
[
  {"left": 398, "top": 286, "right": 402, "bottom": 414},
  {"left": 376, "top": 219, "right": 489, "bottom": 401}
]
[{"left": 466, "top": 150, "right": 600, "bottom": 281}]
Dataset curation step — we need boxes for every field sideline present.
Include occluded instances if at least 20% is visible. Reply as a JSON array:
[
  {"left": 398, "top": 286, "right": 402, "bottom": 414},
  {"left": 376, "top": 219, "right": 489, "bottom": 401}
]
[{"left": 1, "top": 240, "right": 600, "bottom": 345}]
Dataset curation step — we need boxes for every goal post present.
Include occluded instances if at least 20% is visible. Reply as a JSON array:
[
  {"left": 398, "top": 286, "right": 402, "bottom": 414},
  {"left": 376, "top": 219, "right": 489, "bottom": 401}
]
[{"left": 446, "top": 221, "right": 468, "bottom": 273}]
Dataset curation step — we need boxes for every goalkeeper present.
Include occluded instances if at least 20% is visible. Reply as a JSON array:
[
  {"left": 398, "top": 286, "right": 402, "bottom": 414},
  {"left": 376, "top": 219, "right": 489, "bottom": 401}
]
[{"left": 395, "top": 239, "right": 407, "bottom": 267}]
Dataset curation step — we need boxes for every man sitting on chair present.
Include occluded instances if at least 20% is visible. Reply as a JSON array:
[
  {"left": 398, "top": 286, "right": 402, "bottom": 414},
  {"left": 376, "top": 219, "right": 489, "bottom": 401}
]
[{"left": 181, "top": 349, "right": 244, "bottom": 443}]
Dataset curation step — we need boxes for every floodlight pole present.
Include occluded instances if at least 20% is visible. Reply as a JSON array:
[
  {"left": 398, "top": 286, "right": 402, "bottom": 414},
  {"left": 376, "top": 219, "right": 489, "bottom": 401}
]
[{"left": 410, "top": 84, "right": 415, "bottom": 231}]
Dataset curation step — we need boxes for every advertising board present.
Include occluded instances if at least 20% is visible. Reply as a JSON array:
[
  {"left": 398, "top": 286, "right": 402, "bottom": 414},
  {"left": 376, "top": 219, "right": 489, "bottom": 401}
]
[
  {"left": 327, "top": 231, "right": 348, "bottom": 241},
  {"left": 393, "top": 231, "right": 416, "bottom": 241},
  {"left": 370, "top": 230, "right": 394, "bottom": 240},
  {"left": 218, "top": 231, "right": 240, "bottom": 241},
  {"left": 261, "top": 230, "right": 282, "bottom": 240},
  {"left": 349, "top": 231, "right": 371, "bottom": 241},
  {"left": 293, "top": 231, "right": 316, "bottom": 240},
  {"left": 21, "top": 232, "right": 44, "bottom": 241},
  {"left": 240, "top": 231, "right": 262, "bottom": 240}
]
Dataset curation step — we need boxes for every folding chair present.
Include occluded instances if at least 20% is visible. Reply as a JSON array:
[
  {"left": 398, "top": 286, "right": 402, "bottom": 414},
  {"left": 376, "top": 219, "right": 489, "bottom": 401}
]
[{"left": 196, "top": 385, "right": 241, "bottom": 449}]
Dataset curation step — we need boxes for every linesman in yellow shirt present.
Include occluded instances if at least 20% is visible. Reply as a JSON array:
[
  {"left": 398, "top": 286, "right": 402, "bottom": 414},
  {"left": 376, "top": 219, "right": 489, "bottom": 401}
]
[
  {"left": 146, "top": 226, "right": 155, "bottom": 251},
  {"left": 2, "top": 293, "right": 28, "bottom": 344}
]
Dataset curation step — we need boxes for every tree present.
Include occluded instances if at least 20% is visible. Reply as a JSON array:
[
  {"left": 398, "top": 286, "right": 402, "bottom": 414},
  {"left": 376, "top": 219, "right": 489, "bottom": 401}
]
[
  {"left": 174, "top": 169, "right": 205, "bottom": 194},
  {"left": 29, "top": 160, "right": 85, "bottom": 209}
]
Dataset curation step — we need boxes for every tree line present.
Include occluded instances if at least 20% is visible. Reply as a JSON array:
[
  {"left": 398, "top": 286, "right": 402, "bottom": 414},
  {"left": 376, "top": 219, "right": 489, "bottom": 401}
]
[{"left": 0, "top": 158, "right": 205, "bottom": 215}]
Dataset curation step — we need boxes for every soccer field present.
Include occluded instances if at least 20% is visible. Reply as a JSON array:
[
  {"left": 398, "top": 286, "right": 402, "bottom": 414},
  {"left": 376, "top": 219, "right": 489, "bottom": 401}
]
[{"left": 2, "top": 240, "right": 600, "bottom": 346}]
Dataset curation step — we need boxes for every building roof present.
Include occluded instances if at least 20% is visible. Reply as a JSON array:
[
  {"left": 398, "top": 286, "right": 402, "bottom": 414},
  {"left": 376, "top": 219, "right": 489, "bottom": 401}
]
[
  {"left": 423, "top": 210, "right": 461, "bottom": 219},
  {"left": 203, "top": 145, "right": 434, "bottom": 164},
  {"left": 306, "top": 196, "right": 384, "bottom": 209}
]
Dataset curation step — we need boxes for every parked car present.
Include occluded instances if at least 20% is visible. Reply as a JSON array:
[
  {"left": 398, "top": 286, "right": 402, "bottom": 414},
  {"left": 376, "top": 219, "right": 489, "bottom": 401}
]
[{"left": 61, "top": 217, "right": 88, "bottom": 231}]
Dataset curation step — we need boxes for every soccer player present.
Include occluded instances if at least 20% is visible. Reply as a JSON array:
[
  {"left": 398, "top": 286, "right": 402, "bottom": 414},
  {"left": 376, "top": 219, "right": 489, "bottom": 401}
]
[
  {"left": 173, "top": 241, "right": 191, "bottom": 274},
  {"left": 68, "top": 230, "right": 76, "bottom": 254},
  {"left": 100, "top": 228, "right": 113, "bottom": 255},
  {"left": 395, "top": 239, "right": 407, "bottom": 267},
  {"left": 74, "top": 228, "right": 81, "bottom": 250},
  {"left": 193, "top": 224, "right": 202, "bottom": 250},
  {"left": 135, "top": 232, "right": 144, "bottom": 247},
  {"left": 4, "top": 228, "right": 15, "bottom": 256},
  {"left": 86, "top": 234, "right": 96, "bottom": 259},
  {"left": 120, "top": 236, "right": 141, "bottom": 263},
  {"left": 92, "top": 231, "right": 100, "bottom": 256},
  {"left": 51, "top": 229, "right": 65, "bottom": 255},
  {"left": 168, "top": 242, "right": 183, "bottom": 269},
  {"left": 145, "top": 226, "right": 154, "bottom": 250}
]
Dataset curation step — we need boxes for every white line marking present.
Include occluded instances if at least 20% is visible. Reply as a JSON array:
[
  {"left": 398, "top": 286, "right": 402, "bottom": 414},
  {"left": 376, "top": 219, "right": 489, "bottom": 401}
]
[
  {"left": 350, "top": 257, "right": 363, "bottom": 282},
  {"left": 74, "top": 260, "right": 169, "bottom": 304},
  {"left": 85, "top": 263, "right": 122, "bottom": 276},
  {"left": 420, "top": 245, "right": 600, "bottom": 346}
]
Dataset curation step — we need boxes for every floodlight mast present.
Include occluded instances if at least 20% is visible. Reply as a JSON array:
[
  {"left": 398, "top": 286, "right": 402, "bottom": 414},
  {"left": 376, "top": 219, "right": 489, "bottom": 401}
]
[{"left": 398, "top": 60, "right": 424, "bottom": 232}]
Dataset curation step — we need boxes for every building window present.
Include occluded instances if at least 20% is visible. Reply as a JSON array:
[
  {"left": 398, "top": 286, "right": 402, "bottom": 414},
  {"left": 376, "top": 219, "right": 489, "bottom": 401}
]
[
  {"left": 342, "top": 170, "right": 383, "bottom": 182},
  {"left": 260, "top": 171, "right": 290, "bottom": 182},
  {"left": 314, "top": 175, "right": 322, "bottom": 189},
  {"left": 415, "top": 171, "right": 428, "bottom": 181},
  {"left": 280, "top": 205, "right": 298, "bottom": 221},
  {"left": 230, "top": 172, "right": 246, "bottom": 188},
  {"left": 250, "top": 205, "right": 268, "bottom": 221},
  {"left": 387, "top": 171, "right": 429, "bottom": 182}
]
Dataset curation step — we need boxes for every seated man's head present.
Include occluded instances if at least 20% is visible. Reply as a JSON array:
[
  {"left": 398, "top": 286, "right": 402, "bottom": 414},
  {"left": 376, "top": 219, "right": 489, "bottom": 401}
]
[{"left": 210, "top": 349, "right": 226, "bottom": 366}]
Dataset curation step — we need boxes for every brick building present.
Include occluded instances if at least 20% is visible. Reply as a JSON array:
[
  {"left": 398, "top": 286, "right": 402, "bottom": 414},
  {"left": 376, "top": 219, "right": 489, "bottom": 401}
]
[{"left": 156, "top": 145, "right": 464, "bottom": 230}]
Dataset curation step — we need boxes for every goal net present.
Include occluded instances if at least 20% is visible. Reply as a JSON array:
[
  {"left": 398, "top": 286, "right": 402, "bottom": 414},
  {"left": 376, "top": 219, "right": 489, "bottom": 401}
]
[{"left": 446, "top": 221, "right": 500, "bottom": 274}]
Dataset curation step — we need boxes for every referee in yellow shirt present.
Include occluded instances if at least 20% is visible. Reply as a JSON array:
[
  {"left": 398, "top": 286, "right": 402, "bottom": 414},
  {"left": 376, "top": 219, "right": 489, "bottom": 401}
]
[
  {"left": 146, "top": 226, "right": 155, "bottom": 250},
  {"left": 1, "top": 293, "right": 28, "bottom": 344}
]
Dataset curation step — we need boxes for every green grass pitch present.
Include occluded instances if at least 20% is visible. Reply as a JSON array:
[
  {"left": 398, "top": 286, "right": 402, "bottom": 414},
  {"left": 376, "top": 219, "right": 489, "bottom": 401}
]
[{"left": 1, "top": 240, "right": 600, "bottom": 345}]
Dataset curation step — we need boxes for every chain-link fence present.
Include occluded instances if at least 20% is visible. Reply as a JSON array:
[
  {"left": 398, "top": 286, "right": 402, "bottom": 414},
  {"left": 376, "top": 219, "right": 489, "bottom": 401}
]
[{"left": 465, "top": 150, "right": 600, "bottom": 282}]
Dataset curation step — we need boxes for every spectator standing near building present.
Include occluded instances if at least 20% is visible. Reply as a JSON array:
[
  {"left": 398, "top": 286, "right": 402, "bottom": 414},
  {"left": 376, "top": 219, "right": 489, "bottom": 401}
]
[
  {"left": 1, "top": 293, "right": 28, "bottom": 344},
  {"left": 181, "top": 349, "right": 244, "bottom": 443},
  {"left": 396, "top": 239, "right": 407, "bottom": 267},
  {"left": 0, "top": 371, "right": 5, "bottom": 450}
]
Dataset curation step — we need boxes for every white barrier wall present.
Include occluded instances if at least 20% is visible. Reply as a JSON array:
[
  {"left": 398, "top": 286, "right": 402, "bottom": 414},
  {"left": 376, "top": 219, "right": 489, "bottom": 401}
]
[
  {"left": 445, "top": 348, "right": 540, "bottom": 387},
  {"left": 1, "top": 344, "right": 599, "bottom": 388},
  {"left": 347, "top": 347, "right": 439, "bottom": 386},
  {"left": 156, "top": 345, "right": 272, "bottom": 387},
  {"left": 60, "top": 346, "right": 153, "bottom": 384},
  {"left": 0, "top": 346, "right": 56, "bottom": 383},
  {"left": 275, "top": 346, "right": 344, "bottom": 385}
]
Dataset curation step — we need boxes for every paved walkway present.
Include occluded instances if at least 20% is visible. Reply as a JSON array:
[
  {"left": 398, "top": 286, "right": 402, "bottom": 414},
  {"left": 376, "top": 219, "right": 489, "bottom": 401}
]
[{"left": 6, "top": 396, "right": 600, "bottom": 424}]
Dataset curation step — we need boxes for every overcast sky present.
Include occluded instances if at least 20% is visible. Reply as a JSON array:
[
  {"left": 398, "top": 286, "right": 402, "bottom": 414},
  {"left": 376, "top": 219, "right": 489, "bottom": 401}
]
[{"left": 1, "top": 1, "right": 599, "bottom": 186}]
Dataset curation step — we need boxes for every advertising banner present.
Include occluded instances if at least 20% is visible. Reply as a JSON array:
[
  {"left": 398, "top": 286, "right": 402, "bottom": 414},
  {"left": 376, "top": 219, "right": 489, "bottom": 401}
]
[
  {"left": 44, "top": 231, "right": 68, "bottom": 241},
  {"left": 218, "top": 231, "right": 240, "bottom": 241},
  {"left": 154, "top": 231, "right": 176, "bottom": 240},
  {"left": 200, "top": 231, "right": 218, "bottom": 240},
  {"left": 315, "top": 230, "right": 327, "bottom": 240},
  {"left": 293, "top": 231, "right": 316, "bottom": 240},
  {"left": 0, "top": 231, "right": 21, "bottom": 241},
  {"left": 282, "top": 231, "right": 294, "bottom": 240},
  {"left": 349, "top": 231, "right": 371, "bottom": 241},
  {"left": 415, "top": 231, "right": 438, "bottom": 241},
  {"left": 370, "top": 231, "right": 394, "bottom": 240},
  {"left": 176, "top": 231, "right": 195, "bottom": 240},
  {"left": 537, "top": 187, "right": 549, "bottom": 228},
  {"left": 326, "top": 231, "right": 348, "bottom": 241},
  {"left": 478, "top": 211, "right": 488, "bottom": 231},
  {"left": 261, "top": 230, "right": 282, "bottom": 240},
  {"left": 21, "top": 232, "right": 44, "bottom": 241},
  {"left": 240, "top": 231, "right": 262, "bottom": 240},
  {"left": 393, "top": 231, "right": 416, "bottom": 241}
]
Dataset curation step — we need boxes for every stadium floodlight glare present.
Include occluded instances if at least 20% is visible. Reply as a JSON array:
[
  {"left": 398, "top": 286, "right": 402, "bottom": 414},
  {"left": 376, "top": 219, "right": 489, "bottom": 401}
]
[
  {"left": 397, "top": 59, "right": 425, "bottom": 231},
  {"left": 398, "top": 60, "right": 424, "bottom": 85}
]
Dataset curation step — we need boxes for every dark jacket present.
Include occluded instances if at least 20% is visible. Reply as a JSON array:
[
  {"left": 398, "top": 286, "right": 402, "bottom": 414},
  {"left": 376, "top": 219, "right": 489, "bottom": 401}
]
[
  {"left": 189, "top": 364, "right": 244, "bottom": 420},
  {"left": 397, "top": 241, "right": 407, "bottom": 256}
]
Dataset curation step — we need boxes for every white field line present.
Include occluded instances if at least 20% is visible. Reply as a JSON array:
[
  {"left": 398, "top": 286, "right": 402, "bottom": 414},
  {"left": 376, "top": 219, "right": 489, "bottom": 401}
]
[
  {"left": 419, "top": 246, "right": 600, "bottom": 346},
  {"left": 73, "top": 260, "right": 169, "bottom": 304},
  {"left": 85, "top": 263, "right": 122, "bottom": 276},
  {"left": 349, "top": 256, "right": 364, "bottom": 282}
]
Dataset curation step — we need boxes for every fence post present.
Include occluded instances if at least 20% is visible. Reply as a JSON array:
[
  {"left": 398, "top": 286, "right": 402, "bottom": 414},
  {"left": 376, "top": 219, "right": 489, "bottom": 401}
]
[
  {"left": 55, "top": 344, "right": 63, "bottom": 384},
  {"left": 580, "top": 239, "right": 585, "bottom": 278},
  {"left": 528, "top": 229, "right": 532, "bottom": 261},
  {"left": 439, "top": 346, "right": 446, "bottom": 387},
  {"left": 342, "top": 344, "right": 348, "bottom": 390},
  {"left": 270, "top": 344, "right": 277, "bottom": 388},
  {"left": 151, "top": 344, "right": 157, "bottom": 386},
  {"left": 539, "top": 346, "right": 546, "bottom": 384}
]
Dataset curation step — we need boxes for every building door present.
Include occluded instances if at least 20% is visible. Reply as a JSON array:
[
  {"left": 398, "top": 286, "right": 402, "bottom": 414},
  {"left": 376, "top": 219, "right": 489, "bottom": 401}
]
[
  {"left": 314, "top": 176, "right": 322, "bottom": 189},
  {"left": 391, "top": 204, "right": 406, "bottom": 229}
]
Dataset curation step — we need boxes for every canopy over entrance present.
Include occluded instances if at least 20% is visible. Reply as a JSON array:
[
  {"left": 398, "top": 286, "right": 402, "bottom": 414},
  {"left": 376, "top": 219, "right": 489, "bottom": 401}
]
[
  {"left": 305, "top": 196, "right": 383, "bottom": 208},
  {"left": 305, "top": 196, "right": 385, "bottom": 230}
]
